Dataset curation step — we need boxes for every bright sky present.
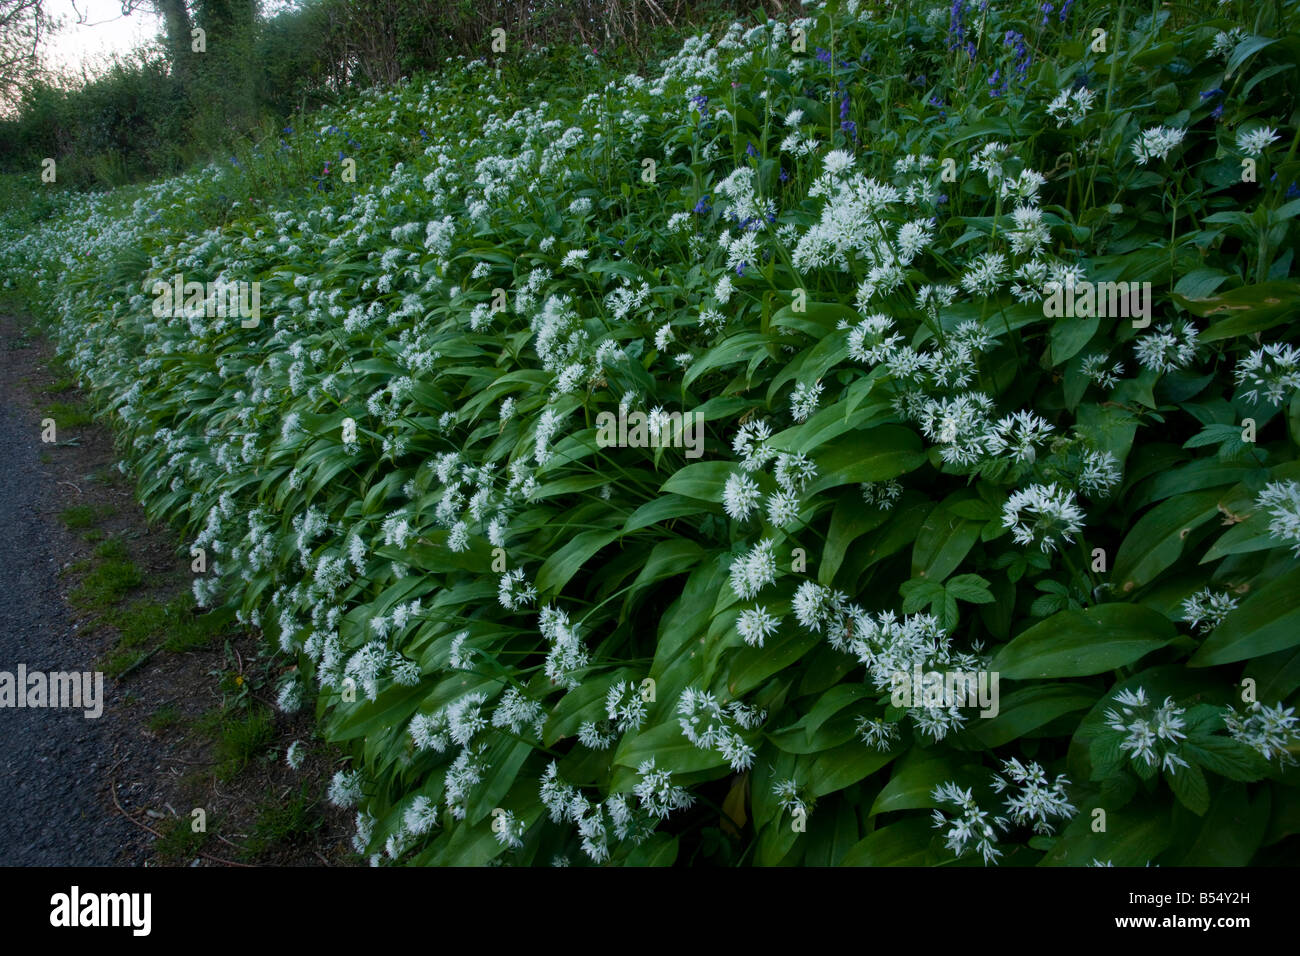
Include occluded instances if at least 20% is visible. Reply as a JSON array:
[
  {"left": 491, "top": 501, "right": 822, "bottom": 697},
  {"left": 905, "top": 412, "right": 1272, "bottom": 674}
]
[{"left": 44, "top": 0, "right": 164, "bottom": 79}]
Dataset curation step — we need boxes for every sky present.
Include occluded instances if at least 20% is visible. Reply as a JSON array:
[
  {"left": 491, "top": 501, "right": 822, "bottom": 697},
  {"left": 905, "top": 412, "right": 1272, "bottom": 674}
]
[{"left": 43, "top": 0, "right": 165, "bottom": 79}]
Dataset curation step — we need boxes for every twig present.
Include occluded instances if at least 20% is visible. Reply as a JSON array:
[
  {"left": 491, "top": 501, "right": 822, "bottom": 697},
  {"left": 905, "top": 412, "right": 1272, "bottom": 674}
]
[{"left": 109, "top": 778, "right": 256, "bottom": 868}]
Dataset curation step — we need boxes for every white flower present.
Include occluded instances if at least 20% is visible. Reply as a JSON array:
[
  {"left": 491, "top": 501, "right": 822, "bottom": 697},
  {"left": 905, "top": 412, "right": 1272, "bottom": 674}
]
[
  {"left": 723, "top": 470, "right": 761, "bottom": 521},
  {"left": 790, "top": 380, "right": 823, "bottom": 421},
  {"left": 732, "top": 419, "right": 776, "bottom": 471},
  {"left": 1180, "top": 587, "right": 1239, "bottom": 633},
  {"left": 285, "top": 740, "right": 304, "bottom": 769},
  {"left": 1046, "top": 86, "right": 1096, "bottom": 127},
  {"left": 728, "top": 538, "right": 778, "bottom": 600},
  {"left": 1224, "top": 701, "right": 1299, "bottom": 765},
  {"left": 1002, "top": 483, "right": 1086, "bottom": 553},
  {"left": 737, "top": 605, "right": 780, "bottom": 647},
  {"left": 633, "top": 758, "right": 694, "bottom": 819},
  {"left": 990, "top": 758, "right": 1076, "bottom": 835},
  {"left": 1078, "top": 448, "right": 1122, "bottom": 498},
  {"left": 328, "top": 769, "right": 365, "bottom": 808},
  {"left": 1237, "top": 126, "right": 1280, "bottom": 158},
  {"left": 931, "top": 781, "right": 1001, "bottom": 865},
  {"left": 1134, "top": 321, "right": 1199, "bottom": 374},
  {"left": 1255, "top": 480, "right": 1300, "bottom": 555},
  {"left": 1103, "top": 688, "right": 1190, "bottom": 774},
  {"left": 1234, "top": 343, "right": 1300, "bottom": 406},
  {"left": 1131, "top": 126, "right": 1186, "bottom": 164}
]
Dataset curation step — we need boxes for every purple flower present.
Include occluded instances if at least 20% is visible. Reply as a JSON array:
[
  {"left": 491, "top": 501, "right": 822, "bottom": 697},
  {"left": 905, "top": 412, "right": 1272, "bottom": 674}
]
[
  {"left": 1060, "top": 0, "right": 1074, "bottom": 21},
  {"left": 815, "top": 46, "right": 832, "bottom": 64},
  {"left": 1200, "top": 88, "right": 1223, "bottom": 100},
  {"left": 746, "top": 142, "right": 758, "bottom": 158},
  {"left": 694, "top": 195, "right": 711, "bottom": 215},
  {"left": 779, "top": 167, "right": 789, "bottom": 183},
  {"left": 1212, "top": 103, "right": 1225, "bottom": 121},
  {"left": 1040, "top": 3, "right": 1053, "bottom": 26},
  {"left": 842, "top": 119, "right": 858, "bottom": 139}
]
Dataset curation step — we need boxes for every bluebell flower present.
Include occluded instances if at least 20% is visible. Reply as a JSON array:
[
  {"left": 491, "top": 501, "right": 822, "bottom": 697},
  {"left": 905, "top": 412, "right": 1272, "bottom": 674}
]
[
  {"left": 815, "top": 47, "right": 832, "bottom": 64},
  {"left": 1212, "top": 103, "right": 1225, "bottom": 120},
  {"left": 746, "top": 142, "right": 758, "bottom": 158},
  {"left": 779, "top": 167, "right": 789, "bottom": 183},
  {"left": 1060, "top": 0, "right": 1074, "bottom": 21},
  {"left": 694, "top": 196, "right": 711, "bottom": 215},
  {"left": 1200, "top": 88, "right": 1223, "bottom": 100},
  {"left": 1286, "top": 181, "right": 1300, "bottom": 200},
  {"left": 1040, "top": 3, "right": 1053, "bottom": 27}
]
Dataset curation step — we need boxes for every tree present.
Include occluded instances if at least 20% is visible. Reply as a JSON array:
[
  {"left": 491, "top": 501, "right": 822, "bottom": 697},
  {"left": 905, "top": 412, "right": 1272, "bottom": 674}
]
[{"left": 0, "top": 0, "right": 53, "bottom": 110}]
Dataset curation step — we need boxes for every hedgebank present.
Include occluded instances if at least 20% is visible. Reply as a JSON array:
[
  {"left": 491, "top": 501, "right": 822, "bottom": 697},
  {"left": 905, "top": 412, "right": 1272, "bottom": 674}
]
[{"left": 3, "top": 0, "right": 1300, "bottom": 866}]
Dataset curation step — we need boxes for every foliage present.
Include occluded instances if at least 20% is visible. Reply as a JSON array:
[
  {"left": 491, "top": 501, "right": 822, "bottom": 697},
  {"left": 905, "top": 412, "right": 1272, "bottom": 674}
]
[{"left": 3, "top": 0, "right": 1300, "bottom": 866}]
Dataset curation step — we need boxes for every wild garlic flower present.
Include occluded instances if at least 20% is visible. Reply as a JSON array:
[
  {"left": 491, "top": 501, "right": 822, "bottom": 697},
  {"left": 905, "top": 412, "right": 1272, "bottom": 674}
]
[
  {"left": 728, "top": 538, "right": 778, "bottom": 600},
  {"left": 1210, "top": 27, "right": 1246, "bottom": 59},
  {"left": 1135, "top": 321, "right": 1200, "bottom": 373},
  {"left": 634, "top": 758, "right": 695, "bottom": 819},
  {"left": 790, "top": 380, "right": 823, "bottom": 421},
  {"left": 1234, "top": 343, "right": 1300, "bottom": 406},
  {"left": 990, "top": 758, "right": 1076, "bottom": 835},
  {"left": 539, "top": 604, "right": 589, "bottom": 690},
  {"left": 1180, "top": 587, "right": 1239, "bottom": 633},
  {"left": 959, "top": 251, "right": 1006, "bottom": 297},
  {"left": 605, "top": 680, "right": 648, "bottom": 732},
  {"left": 492, "top": 809, "right": 527, "bottom": 849},
  {"left": 1079, "top": 352, "right": 1125, "bottom": 390},
  {"left": 1103, "top": 688, "right": 1190, "bottom": 774},
  {"left": 677, "top": 688, "right": 764, "bottom": 770},
  {"left": 328, "top": 769, "right": 366, "bottom": 808},
  {"left": 403, "top": 795, "right": 440, "bottom": 837},
  {"left": 491, "top": 687, "right": 546, "bottom": 736},
  {"left": 1002, "top": 482, "right": 1085, "bottom": 553},
  {"left": 723, "top": 470, "right": 762, "bottom": 521},
  {"left": 1131, "top": 126, "right": 1186, "bottom": 164},
  {"left": 846, "top": 313, "right": 903, "bottom": 363},
  {"left": 861, "top": 480, "right": 903, "bottom": 509},
  {"left": 1224, "top": 701, "right": 1299, "bottom": 765},
  {"left": 931, "top": 782, "right": 1002, "bottom": 865},
  {"left": 1237, "top": 126, "right": 1280, "bottom": 157},
  {"left": 731, "top": 419, "right": 775, "bottom": 471},
  {"left": 792, "top": 581, "right": 848, "bottom": 634},
  {"left": 1255, "top": 480, "right": 1300, "bottom": 556},
  {"left": 1046, "top": 86, "right": 1096, "bottom": 127},
  {"left": 988, "top": 410, "right": 1055, "bottom": 464},
  {"left": 1078, "top": 448, "right": 1122, "bottom": 498},
  {"left": 856, "top": 715, "right": 901, "bottom": 751},
  {"left": 285, "top": 740, "right": 304, "bottom": 769},
  {"left": 766, "top": 490, "right": 801, "bottom": 528},
  {"left": 736, "top": 605, "right": 781, "bottom": 647},
  {"left": 771, "top": 779, "right": 808, "bottom": 816},
  {"left": 774, "top": 452, "right": 817, "bottom": 492},
  {"left": 498, "top": 567, "right": 537, "bottom": 609}
]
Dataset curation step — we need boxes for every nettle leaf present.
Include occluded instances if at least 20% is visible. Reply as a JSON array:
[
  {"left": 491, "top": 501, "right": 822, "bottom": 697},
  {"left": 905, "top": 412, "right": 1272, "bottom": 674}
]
[
  {"left": 1181, "top": 736, "right": 1270, "bottom": 782},
  {"left": 991, "top": 604, "right": 1177, "bottom": 679},
  {"left": 1165, "top": 762, "right": 1210, "bottom": 815}
]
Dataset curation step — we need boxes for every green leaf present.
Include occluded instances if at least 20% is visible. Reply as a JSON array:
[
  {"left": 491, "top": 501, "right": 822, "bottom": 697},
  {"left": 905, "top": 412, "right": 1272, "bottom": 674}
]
[
  {"left": 1191, "top": 566, "right": 1300, "bottom": 666},
  {"left": 991, "top": 604, "right": 1177, "bottom": 678},
  {"left": 804, "top": 425, "right": 926, "bottom": 496},
  {"left": 1165, "top": 763, "right": 1209, "bottom": 816},
  {"left": 1181, "top": 736, "right": 1269, "bottom": 782},
  {"left": 658, "top": 461, "right": 735, "bottom": 502},
  {"left": 1112, "top": 489, "right": 1222, "bottom": 593},
  {"left": 840, "top": 818, "right": 935, "bottom": 866}
]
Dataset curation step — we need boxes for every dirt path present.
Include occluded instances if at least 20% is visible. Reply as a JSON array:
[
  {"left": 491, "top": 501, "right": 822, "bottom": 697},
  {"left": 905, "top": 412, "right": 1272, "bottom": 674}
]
[{"left": 0, "top": 322, "right": 143, "bottom": 864}]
